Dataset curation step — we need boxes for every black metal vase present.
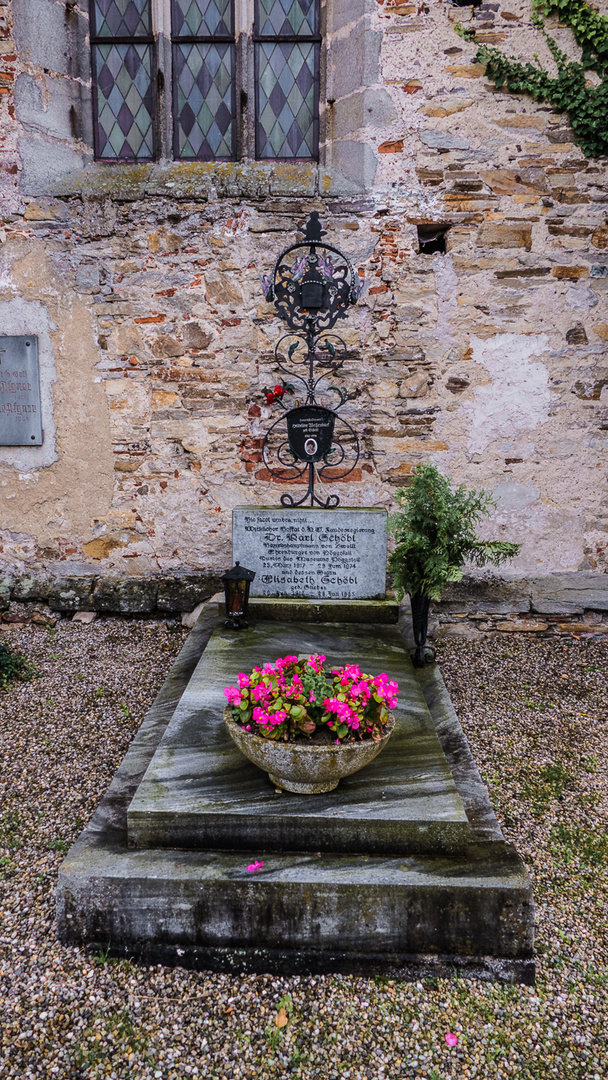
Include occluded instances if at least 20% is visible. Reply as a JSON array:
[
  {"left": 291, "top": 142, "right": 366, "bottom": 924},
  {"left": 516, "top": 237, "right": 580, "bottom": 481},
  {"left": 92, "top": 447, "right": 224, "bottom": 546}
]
[{"left": 409, "top": 591, "right": 432, "bottom": 667}]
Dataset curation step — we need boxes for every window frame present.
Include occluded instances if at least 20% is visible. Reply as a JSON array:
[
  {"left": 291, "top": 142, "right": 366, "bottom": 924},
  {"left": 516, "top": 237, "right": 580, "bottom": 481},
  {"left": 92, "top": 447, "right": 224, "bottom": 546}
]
[{"left": 89, "top": 0, "right": 323, "bottom": 164}]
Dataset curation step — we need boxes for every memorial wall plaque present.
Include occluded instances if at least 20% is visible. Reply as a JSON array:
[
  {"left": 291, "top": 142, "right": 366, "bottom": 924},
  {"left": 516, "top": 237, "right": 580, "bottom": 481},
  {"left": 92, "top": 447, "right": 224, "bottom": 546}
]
[
  {"left": 0, "top": 336, "right": 42, "bottom": 446},
  {"left": 233, "top": 506, "right": 387, "bottom": 600}
]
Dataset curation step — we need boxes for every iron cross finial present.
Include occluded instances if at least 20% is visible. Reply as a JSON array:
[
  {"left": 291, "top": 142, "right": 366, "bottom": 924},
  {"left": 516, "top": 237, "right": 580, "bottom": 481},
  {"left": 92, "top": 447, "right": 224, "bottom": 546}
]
[{"left": 302, "top": 211, "right": 325, "bottom": 243}]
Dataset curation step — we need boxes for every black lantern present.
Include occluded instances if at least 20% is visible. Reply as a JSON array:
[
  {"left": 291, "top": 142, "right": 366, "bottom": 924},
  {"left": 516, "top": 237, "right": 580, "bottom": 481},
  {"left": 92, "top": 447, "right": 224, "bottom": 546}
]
[{"left": 221, "top": 561, "right": 256, "bottom": 629}]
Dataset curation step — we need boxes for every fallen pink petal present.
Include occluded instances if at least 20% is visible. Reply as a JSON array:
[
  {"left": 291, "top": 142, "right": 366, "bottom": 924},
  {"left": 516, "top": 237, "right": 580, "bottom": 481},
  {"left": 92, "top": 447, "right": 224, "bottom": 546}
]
[
  {"left": 246, "top": 860, "right": 264, "bottom": 872},
  {"left": 445, "top": 1033, "right": 458, "bottom": 1047}
]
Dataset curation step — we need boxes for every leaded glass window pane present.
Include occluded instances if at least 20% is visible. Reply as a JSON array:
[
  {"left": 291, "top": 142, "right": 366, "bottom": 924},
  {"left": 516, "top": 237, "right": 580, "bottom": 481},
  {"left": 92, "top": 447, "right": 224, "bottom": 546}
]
[
  {"left": 92, "top": 42, "right": 155, "bottom": 159},
  {"left": 91, "top": 0, "right": 151, "bottom": 39},
  {"left": 172, "top": 0, "right": 233, "bottom": 38},
  {"left": 254, "top": 0, "right": 319, "bottom": 160},
  {"left": 173, "top": 42, "right": 235, "bottom": 159},
  {"left": 171, "top": 0, "right": 236, "bottom": 160},
  {"left": 256, "top": 41, "right": 316, "bottom": 158},
  {"left": 256, "top": 0, "right": 317, "bottom": 38}
]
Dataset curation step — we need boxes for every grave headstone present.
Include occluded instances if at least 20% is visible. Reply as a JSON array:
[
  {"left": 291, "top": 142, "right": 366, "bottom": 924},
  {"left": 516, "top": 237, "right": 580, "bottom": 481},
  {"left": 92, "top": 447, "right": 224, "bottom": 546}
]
[{"left": 232, "top": 506, "right": 387, "bottom": 600}]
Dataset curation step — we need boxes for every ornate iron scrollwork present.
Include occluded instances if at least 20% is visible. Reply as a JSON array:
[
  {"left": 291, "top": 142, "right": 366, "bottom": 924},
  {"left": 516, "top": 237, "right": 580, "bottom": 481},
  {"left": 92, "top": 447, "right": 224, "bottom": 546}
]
[{"left": 260, "top": 213, "right": 363, "bottom": 508}]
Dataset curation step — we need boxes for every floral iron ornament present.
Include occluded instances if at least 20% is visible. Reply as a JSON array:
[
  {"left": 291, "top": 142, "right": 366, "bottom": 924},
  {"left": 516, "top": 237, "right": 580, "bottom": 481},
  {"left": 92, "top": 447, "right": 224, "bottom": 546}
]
[{"left": 260, "top": 212, "right": 364, "bottom": 508}]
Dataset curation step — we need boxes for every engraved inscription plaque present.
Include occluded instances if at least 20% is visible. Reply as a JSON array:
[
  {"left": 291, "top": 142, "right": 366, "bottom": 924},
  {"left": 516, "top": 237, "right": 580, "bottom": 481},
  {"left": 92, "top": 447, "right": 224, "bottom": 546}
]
[
  {"left": 0, "top": 336, "right": 42, "bottom": 446},
  {"left": 233, "top": 506, "right": 387, "bottom": 600}
]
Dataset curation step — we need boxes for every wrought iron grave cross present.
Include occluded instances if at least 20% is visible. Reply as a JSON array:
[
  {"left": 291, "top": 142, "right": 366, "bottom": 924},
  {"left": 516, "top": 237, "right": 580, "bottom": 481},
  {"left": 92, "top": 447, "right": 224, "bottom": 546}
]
[{"left": 260, "top": 212, "right": 363, "bottom": 508}]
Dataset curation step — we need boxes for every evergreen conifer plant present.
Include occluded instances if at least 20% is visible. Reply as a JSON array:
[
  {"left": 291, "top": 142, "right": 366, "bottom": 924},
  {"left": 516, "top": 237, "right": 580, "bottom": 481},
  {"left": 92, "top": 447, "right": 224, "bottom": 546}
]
[{"left": 389, "top": 464, "right": 520, "bottom": 665}]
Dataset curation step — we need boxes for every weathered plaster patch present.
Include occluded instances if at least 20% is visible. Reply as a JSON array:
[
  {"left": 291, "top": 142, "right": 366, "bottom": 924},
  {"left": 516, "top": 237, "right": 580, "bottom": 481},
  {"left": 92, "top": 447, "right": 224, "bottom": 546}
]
[
  {"left": 0, "top": 244, "right": 114, "bottom": 548},
  {"left": 464, "top": 334, "right": 551, "bottom": 457},
  {"left": 0, "top": 261, "right": 16, "bottom": 291},
  {"left": 432, "top": 253, "right": 458, "bottom": 358}
]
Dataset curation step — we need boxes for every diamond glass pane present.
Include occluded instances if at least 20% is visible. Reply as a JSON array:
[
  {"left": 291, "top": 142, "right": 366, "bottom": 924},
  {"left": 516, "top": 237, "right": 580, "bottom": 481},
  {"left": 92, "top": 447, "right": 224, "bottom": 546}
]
[
  {"left": 171, "top": 0, "right": 233, "bottom": 38},
  {"left": 93, "top": 43, "right": 154, "bottom": 159},
  {"left": 256, "top": 0, "right": 317, "bottom": 37},
  {"left": 256, "top": 41, "right": 316, "bottom": 158},
  {"left": 174, "top": 42, "right": 235, "bottom": 159},
  {"left": 92, "top": 0, "right": 151, "bottom": 39}
]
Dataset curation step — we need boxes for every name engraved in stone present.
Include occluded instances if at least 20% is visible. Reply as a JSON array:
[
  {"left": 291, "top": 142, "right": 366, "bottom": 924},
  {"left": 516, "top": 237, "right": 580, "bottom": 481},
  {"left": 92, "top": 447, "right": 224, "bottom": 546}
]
[
  {"left": 0, "top": 336, "right": 42, "bottom": 446},
  {"left": 233, "top": 507, "right": 387, "bottom": 600}
]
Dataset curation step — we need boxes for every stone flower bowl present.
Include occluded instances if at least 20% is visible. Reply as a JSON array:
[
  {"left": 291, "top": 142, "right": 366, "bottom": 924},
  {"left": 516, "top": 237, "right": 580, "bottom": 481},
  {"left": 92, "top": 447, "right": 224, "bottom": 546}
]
[{"left": 224, "top": 707, "right": 395, "bottom": 794}]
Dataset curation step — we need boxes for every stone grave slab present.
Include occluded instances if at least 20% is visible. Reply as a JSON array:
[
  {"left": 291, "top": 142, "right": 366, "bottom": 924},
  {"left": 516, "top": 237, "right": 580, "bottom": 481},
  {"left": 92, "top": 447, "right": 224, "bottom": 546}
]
[
  {"left": 127, "top": 622, "right": 470, "bottom": 856},
  {"left": 57, "top": 606, "right": 535, "bottom": 981},
  {"left": 232, "top": 506, "right": 387, "bottom": 600}
]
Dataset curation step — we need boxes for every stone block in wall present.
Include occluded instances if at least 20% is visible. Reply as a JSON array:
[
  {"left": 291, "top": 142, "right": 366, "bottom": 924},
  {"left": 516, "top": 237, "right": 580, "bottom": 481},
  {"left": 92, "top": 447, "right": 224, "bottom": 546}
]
[
  {"left": 11, "top": 571, "right": 51, "bottom": 602},
  {"left": 476, "top": 224, "right": 532, "bottom": 250},
  {"left": 481, "top": 169, "right": 549, "bottom": 197},
  {"left": 157, "top": 573, "right": 222, "bottom": 613},
  {"left": 330, "top": 0, "right": 367, "bottom": 33},
  {"left": 269, "top": 164, "right": 316, "bottom": 197},
  {"left": 92, "top": 578, "right": 158, "bottom": 614},
  {"left": 18, "top": 134, "right": 93, "bottom": 197},
  {"left": 2, "top": 602, "right": 57, "bottom": 626},
  {"left": 330, "top": 27, "right": 382, "bottom": 101},
  {"left": 333, "top": 88, "right": 397, "bottom": 140},
  {"left": 322, "top": 141, "right": 378, "bottom": 195},
  {"left": 48, "top": 575, "right": 96, "bottom": 612},
  {"left": 419, "top": 130, "right": 470, "bottom": 151},
  {"left": 530, "top": 573, "right": 608, "bottom": 615},
  {"left": 435, "top": 576, "right": 531, "bottom": 615},
  {"left": 0, "top": 572, "right": 14, "bottom": 611},
  {"left": 15, "top": 71, "right": 93, "bottom": 146},
  {"left": 13, "top": 0, "right": 90, "bottom": 81}
]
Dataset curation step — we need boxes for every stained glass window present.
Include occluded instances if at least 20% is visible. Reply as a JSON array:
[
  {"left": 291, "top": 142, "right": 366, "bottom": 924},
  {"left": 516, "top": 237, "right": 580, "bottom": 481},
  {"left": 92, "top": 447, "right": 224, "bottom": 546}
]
[
  {"left": 254, "top": 0, "right": 319, "bottom": 160},
  {"left": 90, "top": 0, "right": 321, "bottom": 162},
  {"left": 91, "top": 0, "right": 155, "bottom": 160},
  {"left": 171, "top": 0, "right": 236, "bottom": 160}
]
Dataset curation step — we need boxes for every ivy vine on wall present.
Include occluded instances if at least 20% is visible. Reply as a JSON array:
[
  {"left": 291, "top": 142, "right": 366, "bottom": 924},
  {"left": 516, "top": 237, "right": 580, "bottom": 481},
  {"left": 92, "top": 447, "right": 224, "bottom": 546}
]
[{"left": 457, "top": 0, "right": 608, "bottom": 158}]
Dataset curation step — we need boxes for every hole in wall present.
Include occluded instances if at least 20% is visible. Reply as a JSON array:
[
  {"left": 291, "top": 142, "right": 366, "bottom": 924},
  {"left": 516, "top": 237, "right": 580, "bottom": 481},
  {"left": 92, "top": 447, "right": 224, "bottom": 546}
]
[{"left": 417, "top": 225, "right": 450, "bottom": 255}]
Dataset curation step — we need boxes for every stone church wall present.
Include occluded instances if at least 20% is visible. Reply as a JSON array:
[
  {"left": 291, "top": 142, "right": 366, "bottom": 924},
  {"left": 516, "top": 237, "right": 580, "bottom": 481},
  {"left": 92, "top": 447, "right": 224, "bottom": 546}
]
[{"left": 0, "top": 0, "right": 607, "bottom": 616}]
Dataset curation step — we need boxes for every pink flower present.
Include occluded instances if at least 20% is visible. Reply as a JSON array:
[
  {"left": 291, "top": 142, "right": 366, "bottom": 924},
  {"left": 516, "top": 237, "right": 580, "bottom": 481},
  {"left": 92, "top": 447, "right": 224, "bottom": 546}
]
[
  {"left": 246, "top": 860, "right": 264, "bottom": 872},
  {"left": 445, "top": 1033, "right": 458, "bottom": 1048},
  {"left": 276, "top": 654, "right": 297, "bottom": 670},
  {"left": 307, "top": 653, "right": 326, "bottom": 673},
  {"left": 224, "top": 686, "right": 242, "bottom": 706}
]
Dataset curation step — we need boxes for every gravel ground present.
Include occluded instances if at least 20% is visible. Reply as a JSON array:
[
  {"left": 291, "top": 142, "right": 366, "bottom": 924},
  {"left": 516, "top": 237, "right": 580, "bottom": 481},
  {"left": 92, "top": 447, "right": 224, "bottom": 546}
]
[{"left": 0, "top": 619, "right": 607, "bottom": 1080}]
